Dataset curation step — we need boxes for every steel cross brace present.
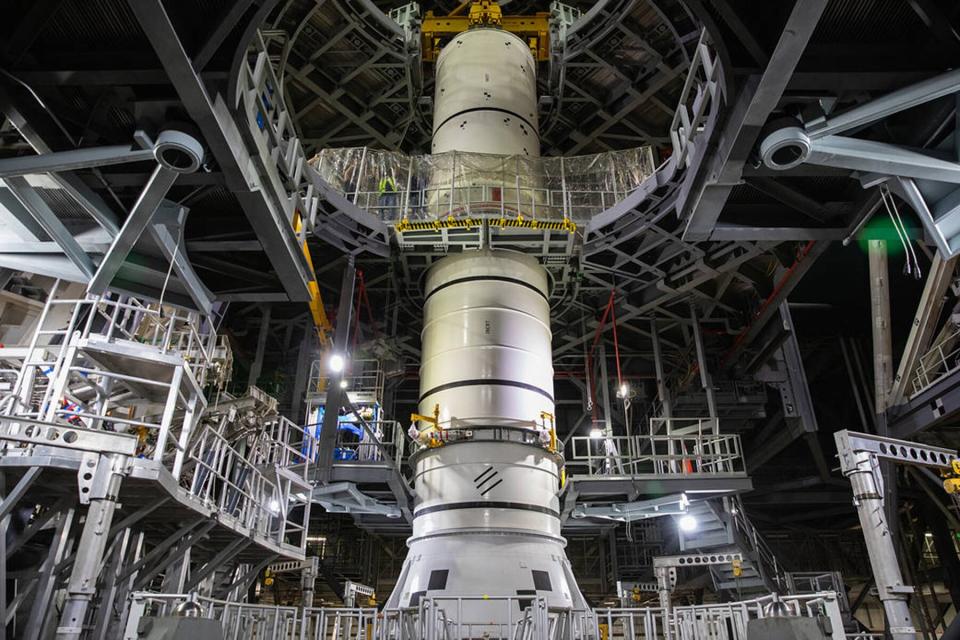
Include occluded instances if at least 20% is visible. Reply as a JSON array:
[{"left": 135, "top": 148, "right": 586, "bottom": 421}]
[
  {"left": 0, "top": 143, "right": 155, "bottom": 178},
  {"left": 759, "top": 67, "right": 960, "bottom": 258},
  {"left": 570, "top": 493, "right": 690, "bottom": 522},
  {"left": 761, "top": 67, "right": 960, "bottom": 178},
  {"left": 834, "top": 429, "right": 959, "bottom": 639}
]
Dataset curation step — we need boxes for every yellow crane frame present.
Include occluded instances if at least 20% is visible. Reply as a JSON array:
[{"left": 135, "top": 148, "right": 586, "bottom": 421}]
[{"left": 421, "top": 1, "right": 550, "bottom": 62}]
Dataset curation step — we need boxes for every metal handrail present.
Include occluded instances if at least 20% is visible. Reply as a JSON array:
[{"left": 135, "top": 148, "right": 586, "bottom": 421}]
[
  {"left": 568, "top": 433, "right": 745, "bottom": 477},
  {"left": 307, "top": 357, "right": 385, "bottom": 401},
  {"left": 124, "top": 592, "right": 300, "bottom": 639},
  {"left": 728, "top": 496, "right": 786, "bottom": 591},
  {"left": 183, "top": 419, "right": 310, "bottom": 550},
  {"left": 910, "top": 322, "right": 960, "bottom": 397},
  {"left": 308, "top": 418, "right": 405, "bottom": 468},
  {"left": 309, "top": 146, "right": 657, "bottom": 225},
  {"left": 668, "top": 591, "right": 847, "bottom": 640},
  {"left": 125, "top": 590, "right": 852, "bottom": 640}
]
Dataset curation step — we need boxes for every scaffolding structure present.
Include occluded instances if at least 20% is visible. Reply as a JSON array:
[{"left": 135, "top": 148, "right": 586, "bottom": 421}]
[
  {"left": 119, "top": 589, "right": 849, "bottom": 640},
  {"left": 0, "top": 287, "right": 313, "bottom": 638}
]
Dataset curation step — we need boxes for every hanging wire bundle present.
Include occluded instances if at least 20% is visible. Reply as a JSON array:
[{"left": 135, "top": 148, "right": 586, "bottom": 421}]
[{"left": 879, "top": 184, "right": 922, "bottom": 280}]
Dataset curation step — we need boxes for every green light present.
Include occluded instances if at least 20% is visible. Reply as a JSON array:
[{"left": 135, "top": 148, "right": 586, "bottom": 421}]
[{"left": 856, "top": 215, "right": 911, "bottom": 255}]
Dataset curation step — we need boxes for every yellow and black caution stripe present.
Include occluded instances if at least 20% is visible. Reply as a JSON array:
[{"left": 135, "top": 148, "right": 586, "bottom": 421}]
[
  {"left": 395, "top": 216, "right": 576, "bottom": 234},
  {"left": 492, "top": 217, "right": 577, "bottom": 232},
  {"left": 395, "top": 217, "right": 479, "bottom": 232}
]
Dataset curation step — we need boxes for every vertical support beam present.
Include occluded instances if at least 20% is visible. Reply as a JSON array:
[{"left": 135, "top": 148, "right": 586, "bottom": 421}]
[
  {"left": 0, "top": 475, "right": 6, "bottom": 640},
  {"left": 159, "top": 548, "right": 191, "bottom": 594},
  {"left": 23, "top": 506, "right": 75, "bottom": 640},
  {"left": 869, "top": 239, "right": 894, "bottom": 414},
  {"left": 57, "top": 454, "right": 126, "bottom": 640},
  {"left": 598, "top": 344, "right": 613, "bottom": 437},
  {"left": 90, "top": 528, "right": 132, "bottom": 640},
  {"left": 597, "top": 344, "right": 621, "bottom": 475},
  {"left": 650, "top": 318, "right": 672, "bottom": 421},
  {"left": 112, "top": 532, "right": 145, "bottom": 638},
  {"left": 291, "top": 326, "right": 313, "bottom": 423},
  {"left": 606, "top": 529, "right": 619, "bottom": 593},
  {"left": 690, "top": 304, "right": 717, "bottom": 420},
  {"left": 868, "top": 239, "right": 900, "bottom": 548},
  {"left": 315, "top": 256, "right": 356, "bottom": 483},
  {"left": 650, "top": 318, "right": 678, "bottom": 469},
  {"left": 302, "top": 557, "right": 318, "bottom": 608},
  {"left": 248, "top": 304, "right": 272, "bottom": 388},
  {"left": 655, "top": 567, "right": 675, "bottom": 640},
  {"left": 835, "top": 431, "right": 916, "bottom": 640},
  {"left": 841, "top": 337, "right": 874, "bottom": 433},
  {"left": 779, "top": 303, "right": 820, "bottom": 432}
]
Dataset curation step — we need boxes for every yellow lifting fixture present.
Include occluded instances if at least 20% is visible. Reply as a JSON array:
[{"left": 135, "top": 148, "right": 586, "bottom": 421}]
[
  {"left": 410, "top": 403, "right": 441, "bottom": 430},
  {"left": 540, "top": 410, "right": 557, "bottom": 453},
  {"left": 942, "top": 459, "right": 960, "bottom": 494},
  {"left": 469, "top": 0, "right": 502, "bottom": 26},
  {"left": 422, "top": 0, "right": 550, "bottom": 62},
  {"left": 411, "top": 404, "right": 445, "bottom": 448}
]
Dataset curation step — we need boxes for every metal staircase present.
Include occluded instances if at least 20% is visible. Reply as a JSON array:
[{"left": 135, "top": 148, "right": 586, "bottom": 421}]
[{"left": 679, "top": 498, "right": 786, "bottom": 598}]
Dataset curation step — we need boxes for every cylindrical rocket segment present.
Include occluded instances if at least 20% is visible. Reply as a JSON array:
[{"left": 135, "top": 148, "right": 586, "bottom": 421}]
[
  {"left": 385, "top": 20, "right": 588, "bottom": 623},
  {"left": 419, "top": 250, "right": 554, "bottom": 426},
  {"left": 432, "top": 29, "right": 540, "bottom": 157},
  {"left": 425, "top": 28, "right": 545, "bottom": 218},
  {"left": 389, "top": 251, "right": 583, "bottom": 615}
]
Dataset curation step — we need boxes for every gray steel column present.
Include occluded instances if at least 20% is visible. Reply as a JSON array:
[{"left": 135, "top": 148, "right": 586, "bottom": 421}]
[
  {"left": 159, "top": 547, "right": 190, "bottom": 593},
  {"left": 690, "top": 305, "right": 717, "bottom": 420},
  {"left": 315, "top": 256, "right": 356, "bottom": 483},
  {"left": 24, "top": 506, "right": 75, "bottom": 639},
  {"left": 650, "top": 318, "right": 672, "bottom": 422},
  {"left": 598, "top": 344, "right": 621, "bottom": 474},
  {"left": 56, "top": 454, "right": 126, "bottom": 640},
  {"left": 655, "top": 567, "right": 674, "bottom": 640},
  {"left": 835, "top": 433, "right": 916, "bottom": 639},
  {"left": 0, "top": 474, "right": 6, "bottom": 640},
  {"left": 248, "top": 304, "right": 272, "bottom": 387},
  {"left": 868, "top": 239, "right": 900, "bottom": 554},
  {"left": 598, "top": 344, "right": 613, "bottom": 438},
  {"left": 868, "top": 239, "right": 894, "bottom": 414},
  {"left": 291, "top": 327, "right": 314, "bottom": 423},
  {"left": 301, "top": 557, "right": 318, "bottom": 608},
  {"left": 90, "top": 527, "right": 132, "bottom": 640}
]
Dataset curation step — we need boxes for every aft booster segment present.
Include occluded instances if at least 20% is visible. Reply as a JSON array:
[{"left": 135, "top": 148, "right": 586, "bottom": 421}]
[{"left": 384, "top": 23, "right": 588, "bottom": 622}]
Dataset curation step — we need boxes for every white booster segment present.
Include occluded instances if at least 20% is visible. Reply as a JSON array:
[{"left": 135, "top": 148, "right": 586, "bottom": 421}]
[
  {"left": 431, "top": 29, "right": 540, "bottom": 157},
  {"left": 385, "top": 24, "right": 587, "bottom": 624}
]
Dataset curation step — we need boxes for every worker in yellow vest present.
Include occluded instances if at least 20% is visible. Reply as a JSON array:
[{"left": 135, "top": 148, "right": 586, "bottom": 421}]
[{"left": 378, "top": 175, "right": 398, "bottom": 217}]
